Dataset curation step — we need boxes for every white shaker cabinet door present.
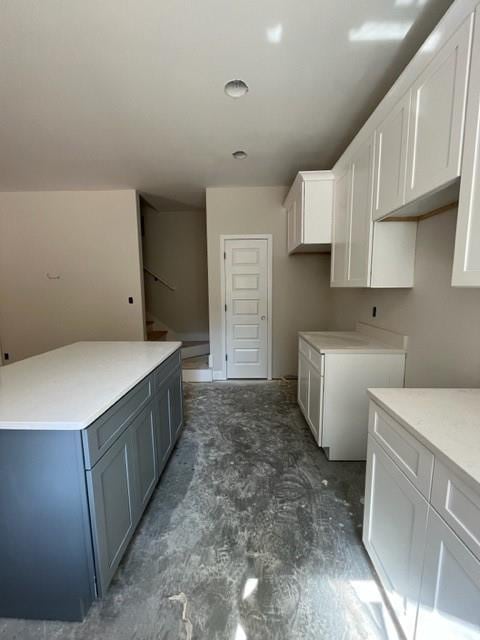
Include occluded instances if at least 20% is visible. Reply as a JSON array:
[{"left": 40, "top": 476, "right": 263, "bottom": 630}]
[
  {"left": 416, "top": 509, "right": 480, "bottom": 640},
  {"left": 406, "top": 14, "right": 473, "bottom": 203},
  {"left": 347, "top": 136, "right": 374, "bottom": 287},
  {"left": 331, "top": 169, "right": 350, "bottom": 287},
  {"left": 307, "top": 363, "right": 323, "bottom": 445},
  {"left": 373, "top": 91, "right": 411, "bottom": 221},
  {"left": 363, "top": 436, "right": 428, "bottom": 640},
  {"left": 298, "top": 352, "right": 309, "bottom": 416},
  {"left": 453, "top": 7, "right": 480, "bottom": 287}
]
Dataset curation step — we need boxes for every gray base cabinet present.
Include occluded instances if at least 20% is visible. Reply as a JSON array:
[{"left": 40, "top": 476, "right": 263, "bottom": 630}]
[{"left": 0, "top": 349, "right": 183, "bottom": 621}]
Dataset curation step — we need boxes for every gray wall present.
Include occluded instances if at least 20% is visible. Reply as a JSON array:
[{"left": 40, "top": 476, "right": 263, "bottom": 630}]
[
  {"left": 328, "top": 207, "right": 480, "bottom": 387},
  {"left": 206, "top": 186, "right": 331, "bottom": 378},
  {"left": 0, "top": 190, "right": 145, "bottom": 363},
  {"left": 142, "top": 204, "right": 209, "bottom": 340}
]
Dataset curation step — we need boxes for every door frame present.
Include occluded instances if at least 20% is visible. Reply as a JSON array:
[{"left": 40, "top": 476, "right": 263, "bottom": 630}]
[{"left": 219, "top": 234, "right": 273, "bottom": 381}]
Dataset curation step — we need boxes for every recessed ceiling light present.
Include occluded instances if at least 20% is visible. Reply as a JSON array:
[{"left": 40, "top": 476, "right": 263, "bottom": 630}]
[
  {"left": 232, "top": 150, "right": 248, "bottom": 159},
  {"left": 224, "top": 79, "right": 249, "bottom": 98}
]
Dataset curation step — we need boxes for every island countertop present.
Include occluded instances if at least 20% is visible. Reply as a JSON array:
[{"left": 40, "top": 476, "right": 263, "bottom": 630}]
[
  {"left": 0, "top": 341, "right": 182, "bottom": 430},
  {"left": 367, "top": 387, "right": 480, "bottom": 490}
]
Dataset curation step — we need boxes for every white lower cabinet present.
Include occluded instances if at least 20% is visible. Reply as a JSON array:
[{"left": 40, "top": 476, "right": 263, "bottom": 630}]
[
  {"left": 364, "top": 398, "right": 480, "bottom": 639},
  {"left": 297, "top": 346, "right": 323, "bottom": 444},
  {"left": 416, "top": 509, "right": 480, "bottom": 640},
  {"left": 363, "top": 435, "right": 428, "bottom": 640}
]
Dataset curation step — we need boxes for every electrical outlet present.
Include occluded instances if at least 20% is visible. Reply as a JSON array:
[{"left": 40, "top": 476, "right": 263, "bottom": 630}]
[{"left": 372, "top": 306, "right": 377, "bottom": 318}]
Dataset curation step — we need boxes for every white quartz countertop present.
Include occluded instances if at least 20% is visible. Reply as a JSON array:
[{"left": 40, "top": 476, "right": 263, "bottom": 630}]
[
  {"left": 0, "top": 341, "right": 182, "bottom": 430},
  {"left": 368, "top": 388, "right": 480, "bottom": 489},
  {"left": 299, "top": 331, "right": 406, "bottom": 354}
]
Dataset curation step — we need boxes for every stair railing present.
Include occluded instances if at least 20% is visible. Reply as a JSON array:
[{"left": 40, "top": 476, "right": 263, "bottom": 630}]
[{"left": 143, "top": 267, "right": 176, "bottom": 292}]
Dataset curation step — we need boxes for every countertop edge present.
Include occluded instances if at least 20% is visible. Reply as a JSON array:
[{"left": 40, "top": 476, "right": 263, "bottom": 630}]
[
  {"left": 298, "top": 332, "right": 406, "bottom": 355},
  {"left": 0, "top": 342, "right": 182, "bottom": 431},
  {"left": 367, "top": 389, "right": 480, "bottom": 493}
]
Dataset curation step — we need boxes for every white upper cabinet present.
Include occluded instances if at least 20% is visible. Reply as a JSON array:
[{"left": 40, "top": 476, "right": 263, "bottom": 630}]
[
  {"left": 284, "top": 171, "right": 334, "bottom": 254},
  {"left": 406, "top": 15, "right": 473, "bottom": 203},
  {"left": 331, "top": 169, "right": 350, "bottom": 287},
  {"left": 453, "top": 6, "right": 480, "bottom": 287},
  {"left": 373, "top": 92, "right": 411, "bottom": 221},
  {"left": 347, "top": 136, "right": 375, "bottom": 286}
]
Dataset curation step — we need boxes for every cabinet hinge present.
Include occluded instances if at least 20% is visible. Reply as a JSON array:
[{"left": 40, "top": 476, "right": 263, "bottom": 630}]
[
  {"left": 225, "top": 304, "right": 227, "bottom": 312},
  {"left": 225, "top": 354, "right": 228, "bottom": 362},
  {"left": 224, "top": 251, "right": 226, "bottom": 259}
]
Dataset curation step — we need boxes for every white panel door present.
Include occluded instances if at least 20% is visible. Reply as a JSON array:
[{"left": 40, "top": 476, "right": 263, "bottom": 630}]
[
  {"left": 363, "top": 436, "right": 429, "bottom": 640},
  {"left": 347, "top": 136, "right": 374, "bottom": 287},
  {"left": 331, "top": 169, "right": 350, "bottom": 287},
  {"left": 453, "top": 7, "right": 480, "bottom": 287},
  {"left": 225, "top": 239, "right": 268, "bottom": 379},
  {"left": 373, "top": 91, "right": 411, "bottom": 220},
  {"left": 406, "top": 15, "right": 473, "bottom": 202},
  {"left": 416, "top": 509, "right": 480, "bottom": 640}
]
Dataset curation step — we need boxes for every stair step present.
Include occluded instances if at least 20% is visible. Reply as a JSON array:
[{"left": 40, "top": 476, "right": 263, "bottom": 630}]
[{"left": 147, "top": 330, "right": 168, "bottom": 341}]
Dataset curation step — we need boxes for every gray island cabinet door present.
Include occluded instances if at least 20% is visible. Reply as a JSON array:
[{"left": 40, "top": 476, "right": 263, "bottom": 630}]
[
  {"left": 131, "top": 403, "right": 158, "bottom": 517},
  {"left": 86, "top": 425, "right": 138, "bottom": 596},
  {"left": 169, "top": 368, "right": 183, "bottom": 442},
  {"left": 155, "top": 382, "right": 172, "bottom": 475}
]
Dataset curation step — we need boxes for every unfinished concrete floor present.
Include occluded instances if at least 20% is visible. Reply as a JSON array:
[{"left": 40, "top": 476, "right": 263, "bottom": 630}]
[{"left": 0, "top": 381, "right": 399, "bottom": 640}]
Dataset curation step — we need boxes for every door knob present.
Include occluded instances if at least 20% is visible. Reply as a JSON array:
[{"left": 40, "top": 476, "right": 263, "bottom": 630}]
[{"left": 261, "top": 315, "right": 266, "bottom": 320}]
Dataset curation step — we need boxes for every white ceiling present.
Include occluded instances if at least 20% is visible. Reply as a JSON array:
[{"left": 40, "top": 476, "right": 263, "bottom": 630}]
[{"left": 0, "top": 0, "right": 454, "bottom": 208}]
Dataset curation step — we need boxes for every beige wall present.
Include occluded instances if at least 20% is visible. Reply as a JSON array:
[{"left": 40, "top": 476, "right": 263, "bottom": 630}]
[
  {"left": 0, "top": 190, "right": 145, "bottom": 363},
  {"left": 142, "top": 204, "right": 209, "bottom": 340},
  {"left": 206, "top": 186, "right": 331, "bottom": 378},
  {"left": 329, "top": 208, "right": 480, "bottom": 387}
]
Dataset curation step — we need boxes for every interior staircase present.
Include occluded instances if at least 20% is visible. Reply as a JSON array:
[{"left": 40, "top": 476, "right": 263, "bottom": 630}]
[{"left": 146, "top": 320, "right": 168, "bottom": 342}]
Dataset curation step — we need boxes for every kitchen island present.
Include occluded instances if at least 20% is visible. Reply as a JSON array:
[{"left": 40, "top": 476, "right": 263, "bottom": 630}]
[{"left": 0, "top": 341, "right": 183, "bottom": 622}]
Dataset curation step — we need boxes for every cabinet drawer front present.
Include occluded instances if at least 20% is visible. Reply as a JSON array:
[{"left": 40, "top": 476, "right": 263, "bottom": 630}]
[
  {"left": 432, "top": 460, "right": 480, "bottom": 561},
  {"left": 83, "top": 376, "right": 153, "bottom": 469},
  {"left": 369, "top": 401, "right": 434, "bottom": 498},
  {"left": 154, "top": 351, "right": 181, "bottom": 391}
]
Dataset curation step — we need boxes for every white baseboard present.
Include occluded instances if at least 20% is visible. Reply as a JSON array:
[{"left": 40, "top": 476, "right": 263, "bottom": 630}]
[
  {"left": 182, "top": 369, "right": 213, "bottom": 383},
  {"left": 213, "top": 370, "right": 227, "bottom": 381}
]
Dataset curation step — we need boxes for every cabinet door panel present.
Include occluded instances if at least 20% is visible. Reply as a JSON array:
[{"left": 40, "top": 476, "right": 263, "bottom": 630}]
[
  {"left": 406, "top": 15, "right": 473, "bottom": 202},
  {"left": 416, "top": 509, "right": 480, "bottom": 640},
  {"left": 87, "top": 430, "right": 137, "bottom": 595},
  {"left": 363, "top": 436, "right": 428, "bottom": 640},
  {"left": 373, "top": 92, "right": 410, "bottom": 220},
  {"left": 131, "top": 404, "right": 157, "bottom": 514},
  {"left": 348, "top": 137, "right": 374, "bottom": 286},
  {"left": 453, "top": 8, "right": 480, "bottom": 287},
  {"left": 156, "top": 384, "right": 172, "bottom": 475},
  {"left": 298, "top": 352, "right": 309, "bottom": 416},
  {"left": 307, "top": 364, "right": 323, "bottom": 445},
  {"left": 331, "top": 170, "right": 350, "bottom": 286},
  {"left": 169, "top": 369, "right": 183, "bottom": 442}
]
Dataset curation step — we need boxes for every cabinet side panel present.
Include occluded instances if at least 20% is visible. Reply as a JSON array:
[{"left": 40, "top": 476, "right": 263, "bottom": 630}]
[
  {"left": 322, "top": 354, "right": 405, "bottom": 460},
  {"left": 0, "top": 430, "right": 95, "bottom": 621}
]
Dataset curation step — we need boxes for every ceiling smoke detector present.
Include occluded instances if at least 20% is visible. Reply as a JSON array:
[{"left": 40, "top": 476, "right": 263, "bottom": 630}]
[
  {"left": 224, "top": 79, "right": 249, "bottom": 98},
  {"left": 232, "top": 150, "right": 248, "bottom": 159}
]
